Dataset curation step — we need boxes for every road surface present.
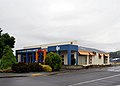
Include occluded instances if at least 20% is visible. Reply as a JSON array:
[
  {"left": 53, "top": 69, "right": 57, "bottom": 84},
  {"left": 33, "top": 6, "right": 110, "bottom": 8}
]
[{"left": 0, "top": 66, "right": 120, "bottom": 86}]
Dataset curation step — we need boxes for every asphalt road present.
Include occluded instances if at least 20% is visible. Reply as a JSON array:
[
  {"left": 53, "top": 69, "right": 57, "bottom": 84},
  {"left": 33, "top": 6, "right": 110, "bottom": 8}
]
[{"left": 0, "top": 66, "right": 120, "bottom": 86}]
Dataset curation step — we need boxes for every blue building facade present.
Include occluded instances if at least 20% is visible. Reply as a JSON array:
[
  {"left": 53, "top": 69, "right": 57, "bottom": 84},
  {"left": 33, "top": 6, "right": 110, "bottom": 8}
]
[
  {"left": 16, "top": 47, "right": 42, "bottom": 63},
  {"left": 48, "top": 44, "right": 78, "bottom": 65},
  {"left": 16, "top": 44, "right": 78, "bottom": 65}
]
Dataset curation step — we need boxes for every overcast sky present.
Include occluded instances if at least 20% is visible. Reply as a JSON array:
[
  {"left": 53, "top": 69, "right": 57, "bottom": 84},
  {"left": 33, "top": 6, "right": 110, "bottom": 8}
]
[{"left": 0, "top": 0, "right": 120, "bottom": 52}]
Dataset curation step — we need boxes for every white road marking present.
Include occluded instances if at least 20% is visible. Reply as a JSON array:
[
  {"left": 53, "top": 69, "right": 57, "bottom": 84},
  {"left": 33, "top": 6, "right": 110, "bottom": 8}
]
[{"left": 68, "top": 73, "right": 120, "bottom": 86}]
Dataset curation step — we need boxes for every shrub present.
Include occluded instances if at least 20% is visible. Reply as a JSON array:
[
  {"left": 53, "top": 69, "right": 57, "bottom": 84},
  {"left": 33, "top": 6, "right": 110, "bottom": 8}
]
[
  {"left": 0, "top": 67, "right": 12, "bottom": 73},
  {"left": 12, "top": 62, "right": 44, "bottom": 73},
  {"left": 28, "top": 63, "right": 43, "bottom": 72},
  {"left": 12, "top": 62, "right": 29, "bottom": 73},
  {"left": 45, "top": 52, "right": 62, "bottom": 71},
  {"left": 42, "top": 65, "right": 52, "bottom": 72},
  {"left": 0, "top": 59, "right": 1, "bottom": 66}
]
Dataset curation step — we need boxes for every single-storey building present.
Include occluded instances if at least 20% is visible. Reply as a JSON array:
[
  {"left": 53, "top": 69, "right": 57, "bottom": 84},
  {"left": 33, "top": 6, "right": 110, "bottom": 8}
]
[{"left": 16, "top": 41, "right": 110, "bottom": 66}]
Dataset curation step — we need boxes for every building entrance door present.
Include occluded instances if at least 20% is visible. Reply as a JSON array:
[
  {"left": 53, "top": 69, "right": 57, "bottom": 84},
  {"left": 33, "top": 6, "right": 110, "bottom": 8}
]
[{"left": 71, "top": 54, "right": 75, "bottom": 65}]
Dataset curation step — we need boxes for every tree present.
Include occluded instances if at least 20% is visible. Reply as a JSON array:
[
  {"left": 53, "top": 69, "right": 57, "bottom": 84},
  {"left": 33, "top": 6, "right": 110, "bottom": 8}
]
[
  {"left": 0, "top": 45, "right": 16, "bottom": 69},
  {"left": 1, "top": 33, "right": 15, "bottom": 48},
  {"left": 0, "top": 28, "right": 3, "bottom": 59},
  {"left": 45, "top": 52, "right": 62, "bottom": 71},
  {"left": 0, "top": 29, "right": 15, "bottom": 59},
  {"left": 0, "top": 28, "right": 3, "bottom": 37},
  {"left": 0, "top": 39, "right": 4, "bottom": 59}
]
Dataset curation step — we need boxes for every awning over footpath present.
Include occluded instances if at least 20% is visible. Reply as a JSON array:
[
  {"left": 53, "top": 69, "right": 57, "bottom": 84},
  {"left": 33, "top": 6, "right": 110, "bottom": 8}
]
[
  {"left": 78, "top": 50, "right": 109, "bottom": 57},
  {"left": 104, "top": 54, "right": 109, "bottom": 57},
  {"left": 78, "top": 50, "right": 94, "bottom": 56},
  {"left": 99, "top": 53, "right": 109, "bottom": 57}
]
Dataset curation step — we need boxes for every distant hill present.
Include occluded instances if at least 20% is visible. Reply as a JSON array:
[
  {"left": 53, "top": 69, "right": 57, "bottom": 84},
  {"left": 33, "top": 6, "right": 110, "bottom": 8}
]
[
  {"left": 79, "top": 46, "right": 106, "bottom": 53},
  {"left": 110, "top": 51, "right": 120, "bottom": 58}
]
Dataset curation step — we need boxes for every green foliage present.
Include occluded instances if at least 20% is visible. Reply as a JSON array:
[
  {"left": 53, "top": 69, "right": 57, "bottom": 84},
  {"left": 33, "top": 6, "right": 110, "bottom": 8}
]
[
  {"left": 1, "top": 33, "right": 15, "bottom": 48},
  {"left": 12, "top": 62, "right": 29, "bottom": 73},
  {"left": 28, "top": 63, "right": 43, "bottom": 72},
  {"left": 0, "top": 29, "right": 15, "bottom": 59},
  {"left": 0, "top": 59, "right": 1, "bottom": 65},
  {"left": 45, "top": 52, "right": 62, "bottom": 71},
  {"left": 0, "top": 28, "right": 2, "bottom": 37},
  {"left": 42, "top": 65, "right": 52, "bottom": 72},
  {"left": 0, "top": 67, "right": 12, "bottom": 73},
  {"left": 0, "top": 46, "right": 16, "bottom": 69},
  {"left": 12, "top": 62, "right": 43, "bottom": 73}
]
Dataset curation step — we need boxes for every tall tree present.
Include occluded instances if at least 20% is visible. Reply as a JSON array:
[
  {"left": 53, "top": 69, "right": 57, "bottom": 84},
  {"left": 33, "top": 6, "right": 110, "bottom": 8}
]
[
  {"left": 1, "top": 33, "right": 15, "bottom": 48},
  {"left": 0, "top": 29, "right": 15, "bottom": 59},
  {"left": 0, "top": 28, "right": 3, "bottom": 37},
  {"left": 0, "top": 28, "right": 3, "bottom": 59},
  {"left": 0, "top": 45, "right": 16, "bottom": 69}
]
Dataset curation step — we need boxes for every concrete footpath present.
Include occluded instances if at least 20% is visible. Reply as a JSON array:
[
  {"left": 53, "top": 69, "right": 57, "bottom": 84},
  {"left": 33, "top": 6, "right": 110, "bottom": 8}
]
[{"left": 0, "top": 72, "right": 60, "bottom": 78}]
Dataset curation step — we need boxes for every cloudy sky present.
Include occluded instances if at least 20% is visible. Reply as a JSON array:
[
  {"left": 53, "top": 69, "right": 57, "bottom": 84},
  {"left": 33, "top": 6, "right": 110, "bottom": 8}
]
[{"left": 0, "top": 0, "right": 120, "bottom": 52}]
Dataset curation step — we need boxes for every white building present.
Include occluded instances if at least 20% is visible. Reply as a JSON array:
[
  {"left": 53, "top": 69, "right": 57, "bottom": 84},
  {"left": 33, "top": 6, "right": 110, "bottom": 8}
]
[{"left": 16, "top": 40, "right": 110, "bottom": 66}]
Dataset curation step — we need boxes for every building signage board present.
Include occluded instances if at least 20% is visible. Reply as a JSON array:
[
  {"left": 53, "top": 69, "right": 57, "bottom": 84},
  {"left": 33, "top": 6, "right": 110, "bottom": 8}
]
[{"left": 56, "top": 46, "right": 60, "bottom": 51}]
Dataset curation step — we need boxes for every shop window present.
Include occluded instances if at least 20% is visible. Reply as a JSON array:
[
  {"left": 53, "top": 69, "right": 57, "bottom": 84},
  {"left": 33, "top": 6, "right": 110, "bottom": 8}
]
[
  {"left": 71, "top": 54, "right": 75, "bottom": 65},
  {"left": 29, "top": 54, "right": 32, "bottom": 63},
  {"left": 23, "top": 55, "right": 26, "bottom": 63},
  {"left": 61, "top": 55, "right": 64, "bottom": 65},
  {"left": 89, "top": 55, "right": 92, "bottom": 64},
  {"left": 99, "top": 54, "right": 101, "bottom": 59}
]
